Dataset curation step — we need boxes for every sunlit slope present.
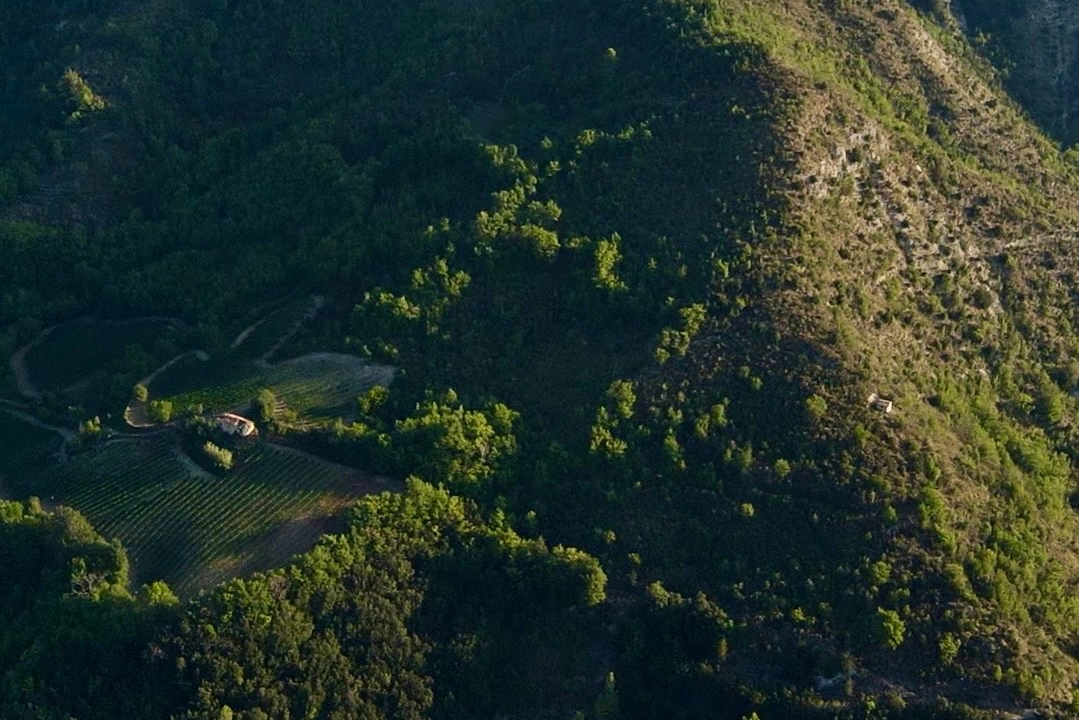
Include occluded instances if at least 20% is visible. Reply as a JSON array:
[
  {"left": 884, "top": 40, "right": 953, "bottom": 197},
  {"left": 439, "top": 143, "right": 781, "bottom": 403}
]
[{"left": 675, "top": 0, "right": 1079, "bottom": 704}]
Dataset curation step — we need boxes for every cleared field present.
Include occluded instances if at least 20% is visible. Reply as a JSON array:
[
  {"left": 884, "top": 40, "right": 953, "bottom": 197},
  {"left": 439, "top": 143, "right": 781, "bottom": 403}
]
[
  {"left": 142, "top": 351, "right": 233, "bottom": 400},
  {"left": 153, "top": 352, "right": 394, "bottom": 420},
  {"left": 230, "top": 295, "right": 324, "bottom": 362},
  {"left": 23, "top": 318, "right": 182, "bottom": 394},
  {"left": 266, "top": 354, "right": 395, "bottom": 416},
  {"left": 50, "top": 437, "right": 395, "bottom": 596}
]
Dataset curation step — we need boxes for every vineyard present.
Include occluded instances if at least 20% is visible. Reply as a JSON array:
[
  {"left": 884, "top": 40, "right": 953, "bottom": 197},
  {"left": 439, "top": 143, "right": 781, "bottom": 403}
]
[
  {"left": 7, "top": 296, "right": 399, "bottom": 596},
  {"left": 266, "top": 354, "right": 395, "bottom": 417},
  {"left": 48, "top": 436, "right": 395, "bottom": 596},
  {"left": 151, "top": 352, "right": 394, "bottom": 421}
]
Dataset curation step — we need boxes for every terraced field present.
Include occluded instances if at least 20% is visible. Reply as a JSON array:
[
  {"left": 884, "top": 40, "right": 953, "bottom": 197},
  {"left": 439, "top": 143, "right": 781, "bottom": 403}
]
[
  {"left": 22, "top": 317, "right": 182, "bottom": 394},
  {"left": 266, "top": 354, "right": 394, "bottom": 416},
  {"left": 134, "top": 295, "right": 390, "bottom": 422},
  {"left": 150, "top": 352, "right": 393, "bottom": 421},
  {"left": 5, "top": 297, "right": 399, "bottom": 596},
  {"left": 50, "top": 436, "right": 396, "bottom": 596},
  {"left": 230, "top": 295, "right": 324, "bottom": 362}
]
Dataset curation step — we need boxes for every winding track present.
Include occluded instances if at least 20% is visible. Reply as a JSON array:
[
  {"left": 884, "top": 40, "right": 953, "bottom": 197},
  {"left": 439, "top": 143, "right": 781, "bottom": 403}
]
[{"left": 9, "top": 327, "right": 54, "bottom": 399}]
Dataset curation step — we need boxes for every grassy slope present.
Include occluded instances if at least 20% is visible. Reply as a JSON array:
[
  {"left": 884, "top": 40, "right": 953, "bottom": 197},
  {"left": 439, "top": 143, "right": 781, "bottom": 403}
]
[{"left": 709, "top": 0, "right": 1079, "bottom": 705}]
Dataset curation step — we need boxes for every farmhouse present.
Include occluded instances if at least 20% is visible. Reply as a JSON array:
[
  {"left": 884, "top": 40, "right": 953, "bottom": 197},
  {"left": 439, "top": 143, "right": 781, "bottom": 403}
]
[
  {"left": 215, "top": 412, "right": 258, "bottom": 437},
  {"left": 867, "top": 393, "right": 894, "bottom": 414}
]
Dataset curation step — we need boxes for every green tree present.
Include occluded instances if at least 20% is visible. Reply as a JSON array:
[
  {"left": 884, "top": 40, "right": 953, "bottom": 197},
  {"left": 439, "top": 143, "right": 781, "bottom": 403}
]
[
  {"left": 805, "top": 394, "right": 827, "bottom": 420},
  {"left": 876, "top": 608, "right": 906, "bottom": 650},
  {"left": 594, "top": 233, "right": 628, "bottom": 291},
  {"left": 255, "top": 388, "right": 276, "bottom": 423},
  {"left": 393, "top": 392, "right": 518, "bottom": 489},
  {"left": 148, "top": 399, "right": 173, "bottom": 423},
  {"left": 202, "top": 441, "right": 233, "bottom": 470},
  {"left": 133, "top": 383, "right": 149, "bottom": 402},
  {"left": 357, "top": 384, "right": 390, "bottom": 416}
]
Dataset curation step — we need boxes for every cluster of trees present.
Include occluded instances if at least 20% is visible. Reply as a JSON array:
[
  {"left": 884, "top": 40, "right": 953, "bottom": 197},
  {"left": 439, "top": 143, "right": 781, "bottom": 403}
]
[
  {"left": 0, "top": 482, "right": 614, "bottom": 720},
  {"left": 0, "top": 499, "right": 176, "bottom": 720}
]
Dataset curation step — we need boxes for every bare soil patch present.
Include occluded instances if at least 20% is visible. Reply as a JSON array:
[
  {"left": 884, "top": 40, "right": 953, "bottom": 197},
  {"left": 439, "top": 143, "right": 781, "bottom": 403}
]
[
  {"left": 183, "top": 514, "right": 345, "bottom": 595},
  {"left": 184, "top": 556, "right": 245, "bottom": 596},
  {"left": 170, "top": 441, "right": 216, "bottom": 481},
  {"left": 239, "top": 515, "right": 347, "bottom": 577}
]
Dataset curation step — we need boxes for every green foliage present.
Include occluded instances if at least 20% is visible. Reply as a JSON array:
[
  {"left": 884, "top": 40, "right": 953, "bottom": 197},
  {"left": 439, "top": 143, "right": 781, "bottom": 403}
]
[
  {"left": 938, "top": 632, "right": 962, "bottom": 666},
  {"left": 6, "top": 0, "right": 1079, "bottom": 714},
  {"left": 168, "top": 481, "right": 605, "bottom": 719},
  {"left": 0, "top": 500, "right": 172, "bottom": 720},
  {"left": 595, "top": 234, "right": 628, "bottom": 291},
  {"left": 148, "top": 399, "right": 173, "bottom": 423},
  {"left": 78, "top": 415, "right": 103, "bottom": 438},
  {"left": 876, "top": 608, "right": 906, "bottom": 650},
  {"left": 805, "top": 394, "right": 828, "bottom": 420},
  {"left": 61, "top": 68, "right": 106, "bottom": 122},
  {"left": 254, "top": 388, "right": 276, "bottom": 423},
  {"left": 657, "top": 303, "right": 708, "bottom": 360},
  {"left": 139, "top": 580, "right": 179, "bottom": 607},
  {"left": 393, "top": 392, "right": 518, "bottom": 491},
  {"left": 202, "top": 441, "right": 234, "bottom": 471},
  {"left": 357, "top": 385, "right": 390, "bottom": 416}
]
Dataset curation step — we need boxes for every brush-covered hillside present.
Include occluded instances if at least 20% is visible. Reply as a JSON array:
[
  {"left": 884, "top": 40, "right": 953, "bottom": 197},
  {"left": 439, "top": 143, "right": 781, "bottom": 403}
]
[{"left": 5, "top": 0, "right": 1079, "bottom": 718}]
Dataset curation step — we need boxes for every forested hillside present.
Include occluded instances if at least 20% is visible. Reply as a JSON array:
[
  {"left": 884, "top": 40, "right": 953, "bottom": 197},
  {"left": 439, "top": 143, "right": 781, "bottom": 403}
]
[{"left": 6, "top": 0, "right": 1079, "bottom": 718}]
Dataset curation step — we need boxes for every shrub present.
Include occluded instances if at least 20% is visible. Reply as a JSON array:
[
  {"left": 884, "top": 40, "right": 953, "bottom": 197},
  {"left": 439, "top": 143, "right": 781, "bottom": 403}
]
[
  {"left": 202, "top": 441, "right": 234, "bottom": 471},
  {"left": 255, "top": 388, "right": 276, "bottom": 423},
  {"left": 938, "top": 632, "right": 961, "bottom": 665},
  {"left": 876, "top": 608, "right": 905, "bottom": 649},
  {"left": 805, "top": 394, "right": 827, "bottom": 419}
]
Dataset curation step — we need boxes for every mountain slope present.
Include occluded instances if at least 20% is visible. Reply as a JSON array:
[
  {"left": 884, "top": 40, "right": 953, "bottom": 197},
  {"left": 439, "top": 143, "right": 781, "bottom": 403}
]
[
  {"left": 669, "top": 0, "right": 1079, "bottom": 705},
  {"left": 4, "top": 0, "right": 1079, "bottom": 717}
]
